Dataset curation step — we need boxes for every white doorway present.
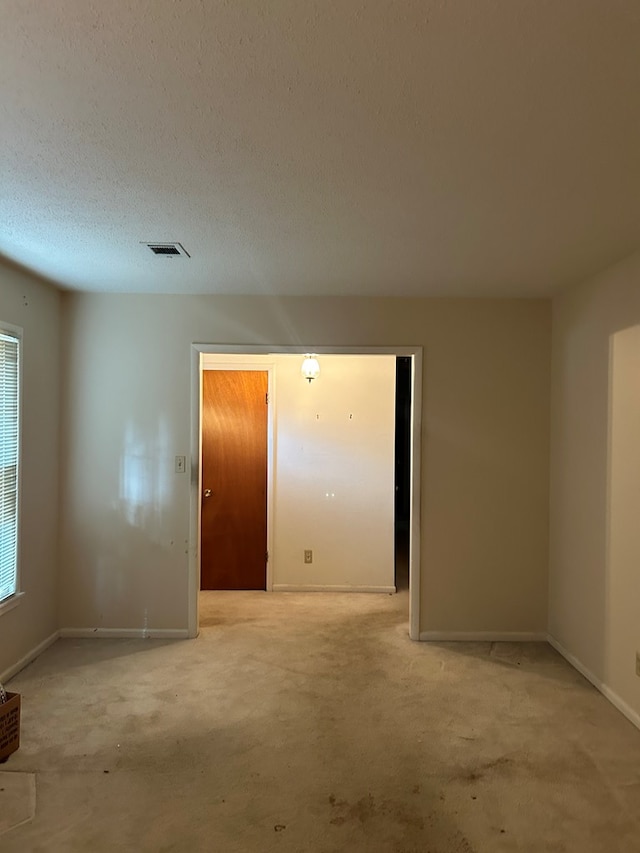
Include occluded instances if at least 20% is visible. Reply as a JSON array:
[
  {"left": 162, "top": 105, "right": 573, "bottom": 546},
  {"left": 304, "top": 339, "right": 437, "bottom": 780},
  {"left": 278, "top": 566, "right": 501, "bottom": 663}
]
[{"left": 188, "top": 346, "right": 422, "bottom": 639}]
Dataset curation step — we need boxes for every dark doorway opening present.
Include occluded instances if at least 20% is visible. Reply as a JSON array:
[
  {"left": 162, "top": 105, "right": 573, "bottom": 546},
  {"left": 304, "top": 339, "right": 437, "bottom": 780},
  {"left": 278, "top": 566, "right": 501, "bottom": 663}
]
[{"left": 395, "top": 356, "right": 412, "bottom": 590}]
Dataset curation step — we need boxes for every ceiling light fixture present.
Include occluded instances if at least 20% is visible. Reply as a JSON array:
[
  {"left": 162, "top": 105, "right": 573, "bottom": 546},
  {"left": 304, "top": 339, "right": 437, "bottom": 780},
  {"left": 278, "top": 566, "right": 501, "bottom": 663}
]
[{"left": 301, "top": 354, "right": 320, "bottom": 383}]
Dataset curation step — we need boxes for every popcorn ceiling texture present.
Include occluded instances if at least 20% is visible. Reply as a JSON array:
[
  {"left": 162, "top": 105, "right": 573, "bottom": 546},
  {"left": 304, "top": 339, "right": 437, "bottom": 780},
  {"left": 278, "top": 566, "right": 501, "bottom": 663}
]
[{"left": 1, "top": 0, "right": 640, "bottom": 295}]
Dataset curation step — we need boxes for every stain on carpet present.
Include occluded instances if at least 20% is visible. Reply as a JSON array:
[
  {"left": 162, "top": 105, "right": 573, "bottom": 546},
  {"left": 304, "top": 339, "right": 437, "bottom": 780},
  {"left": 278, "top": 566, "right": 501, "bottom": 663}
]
[{"left": 328, "top": 790, "right": 476, "bottom": 852}]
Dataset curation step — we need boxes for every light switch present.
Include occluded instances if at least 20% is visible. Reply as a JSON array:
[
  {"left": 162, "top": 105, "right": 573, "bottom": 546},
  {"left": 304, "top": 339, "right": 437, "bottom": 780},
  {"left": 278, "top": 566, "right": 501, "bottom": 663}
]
[{"left": 175, "top": 455, "right": 186, "bottom": 474}]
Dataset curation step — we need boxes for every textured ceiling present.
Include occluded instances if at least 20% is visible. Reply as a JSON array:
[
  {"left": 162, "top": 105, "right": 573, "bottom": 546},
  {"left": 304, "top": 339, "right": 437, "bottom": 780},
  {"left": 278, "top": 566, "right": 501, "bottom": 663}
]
[{"left": 2, "top": 0, "right": 640, "bottom": 296}]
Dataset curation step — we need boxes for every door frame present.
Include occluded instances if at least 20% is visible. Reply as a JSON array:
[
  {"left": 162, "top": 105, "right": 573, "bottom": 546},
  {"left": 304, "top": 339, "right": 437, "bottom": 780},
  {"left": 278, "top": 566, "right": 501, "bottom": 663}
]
[{"left": 188, "top": 345, "right": 423, "bottom": 640}]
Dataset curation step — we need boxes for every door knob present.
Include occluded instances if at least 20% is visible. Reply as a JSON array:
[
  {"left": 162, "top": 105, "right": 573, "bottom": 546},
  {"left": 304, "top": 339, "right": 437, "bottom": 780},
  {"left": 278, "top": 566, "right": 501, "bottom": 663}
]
[{"left": 204, "top": 489, "right": 212, "bottom": 498}]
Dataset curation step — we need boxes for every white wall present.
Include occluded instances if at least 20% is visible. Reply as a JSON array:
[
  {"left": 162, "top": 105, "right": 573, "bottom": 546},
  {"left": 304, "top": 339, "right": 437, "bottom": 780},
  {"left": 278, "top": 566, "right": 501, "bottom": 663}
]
[
  {"left": 608, "top": 325, "right": 640, "bottom": 717},
  {"left": 201, "top": 352, "right": 396, "bottom": 591},
  {"left": 549, "top": 250, "right": 640, "bottom": 722},
  {"left": 0, "top": 263, "right": 61, "bottom": 679},
  {"left": 59, "top": 294, "right": 550, "bottom": 636},
  {"left": 272, "top": 354, "right": 395, "bottom": 591}
]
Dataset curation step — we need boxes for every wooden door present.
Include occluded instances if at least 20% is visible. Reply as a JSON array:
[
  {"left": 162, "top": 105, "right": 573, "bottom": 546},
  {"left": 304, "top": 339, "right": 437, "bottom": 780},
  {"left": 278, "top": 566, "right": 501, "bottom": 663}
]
[{"left": 201, "top": 370, "right": 268, "bottom": 590}]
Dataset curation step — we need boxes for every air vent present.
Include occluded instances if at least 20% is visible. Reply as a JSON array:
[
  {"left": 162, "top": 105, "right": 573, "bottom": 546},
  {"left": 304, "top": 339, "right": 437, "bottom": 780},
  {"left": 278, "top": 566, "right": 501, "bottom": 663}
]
[{"left": 142, "top": 242, "right": 190, "bottom": 258}]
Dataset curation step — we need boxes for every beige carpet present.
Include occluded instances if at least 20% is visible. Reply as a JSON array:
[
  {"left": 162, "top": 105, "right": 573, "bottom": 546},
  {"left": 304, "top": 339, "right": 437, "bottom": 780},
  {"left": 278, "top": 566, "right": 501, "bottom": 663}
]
[
  {"left": 2, "top": 590, "right": 640, "bottom": 852},
  {"left": 0, "top": 771, "right": 36, "bottom": 835}
]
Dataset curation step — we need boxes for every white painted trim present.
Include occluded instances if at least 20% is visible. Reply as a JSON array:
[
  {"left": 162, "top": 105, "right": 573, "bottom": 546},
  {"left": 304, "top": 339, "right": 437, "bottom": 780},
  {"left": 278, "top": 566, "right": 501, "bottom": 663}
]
[
  {"left": 273, "top": 584, "right": 396, "bottom": 594},
  {"left": 419, "top": 630, "right": 547, "bottom": 642},
  {"left": 0, "top": 630, "right": 59, "bottom": 684},
  {"left": 547, "top": 634, "right": 640, "bottom": 732},
  {"left": 0, "top": 591, "right": 25, "bottom": 617},
  {"left": 59, "top": 628, "right": 189, "bottom": 639},
  {"left": 408, "top": 350, "right": 422, "bottom": 641},
  {"left": 188, "top": 346, "right": 201, "bottom": 638}
]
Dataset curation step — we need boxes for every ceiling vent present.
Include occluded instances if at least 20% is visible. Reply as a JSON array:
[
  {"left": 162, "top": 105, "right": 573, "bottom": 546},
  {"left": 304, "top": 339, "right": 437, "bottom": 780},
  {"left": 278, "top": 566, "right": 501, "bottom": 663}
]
[{"left": 142, "top": 242, "right": 190, "bottom": 258}]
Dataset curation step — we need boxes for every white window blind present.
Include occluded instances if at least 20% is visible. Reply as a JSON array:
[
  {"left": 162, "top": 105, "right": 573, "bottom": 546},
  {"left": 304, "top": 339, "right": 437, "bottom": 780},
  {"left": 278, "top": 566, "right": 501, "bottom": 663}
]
[{"left": 0, "top": 331, "right": 19, "bottom": 603}]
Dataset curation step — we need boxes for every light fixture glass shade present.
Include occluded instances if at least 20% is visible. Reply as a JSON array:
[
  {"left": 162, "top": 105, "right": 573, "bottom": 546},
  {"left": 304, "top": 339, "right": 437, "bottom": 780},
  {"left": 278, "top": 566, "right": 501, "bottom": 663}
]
[{"left": 301, "top": 354, "right": 320, "bottom": 383}]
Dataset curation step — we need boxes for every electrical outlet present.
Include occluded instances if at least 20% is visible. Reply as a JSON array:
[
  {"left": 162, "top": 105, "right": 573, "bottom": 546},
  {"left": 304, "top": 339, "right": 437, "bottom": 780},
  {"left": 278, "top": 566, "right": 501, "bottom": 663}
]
[
  {"left": 304, "top": 550, "right": 313, "bottom": 564},
  {"left": 636, "top": 651, "right": 640, "bottom": 677},
  {"left": 175, "top": 455, "right": 186, "bottom": 474}
]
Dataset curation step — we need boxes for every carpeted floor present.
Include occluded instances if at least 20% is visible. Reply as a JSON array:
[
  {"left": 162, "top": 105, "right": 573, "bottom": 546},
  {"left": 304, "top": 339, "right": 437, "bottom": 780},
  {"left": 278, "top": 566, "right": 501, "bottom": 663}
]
[
  {"left": 0, "top": 771, "right": 36, "bottom": 835},
  {"left": 2, "top": 590, "right": 640, "bottom": 852}
]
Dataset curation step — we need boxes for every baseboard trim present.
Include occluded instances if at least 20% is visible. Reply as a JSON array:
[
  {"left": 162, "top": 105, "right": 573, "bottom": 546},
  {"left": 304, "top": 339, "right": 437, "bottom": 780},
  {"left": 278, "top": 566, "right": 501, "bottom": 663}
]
[
  {"left": 0, "top": 630, "right": 60, "bottom": 684},
  {"left": 58, "top": 628, "right": 189, "bottom": 640},
  {"left": 547, "top": 634, "right": 640, "bottom": 733},
  {"left": 272, "top": 584, "right": 396, "bottom": 594},
  {"left": 419, "top": 630, "right": 548, "bottom": 643}
]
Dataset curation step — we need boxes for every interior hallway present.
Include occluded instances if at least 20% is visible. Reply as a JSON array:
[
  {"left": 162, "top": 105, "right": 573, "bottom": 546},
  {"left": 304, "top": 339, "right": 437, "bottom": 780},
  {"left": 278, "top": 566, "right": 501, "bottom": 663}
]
[{"left": 2, "top": 591, "right": 640, "bottom": 852}]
